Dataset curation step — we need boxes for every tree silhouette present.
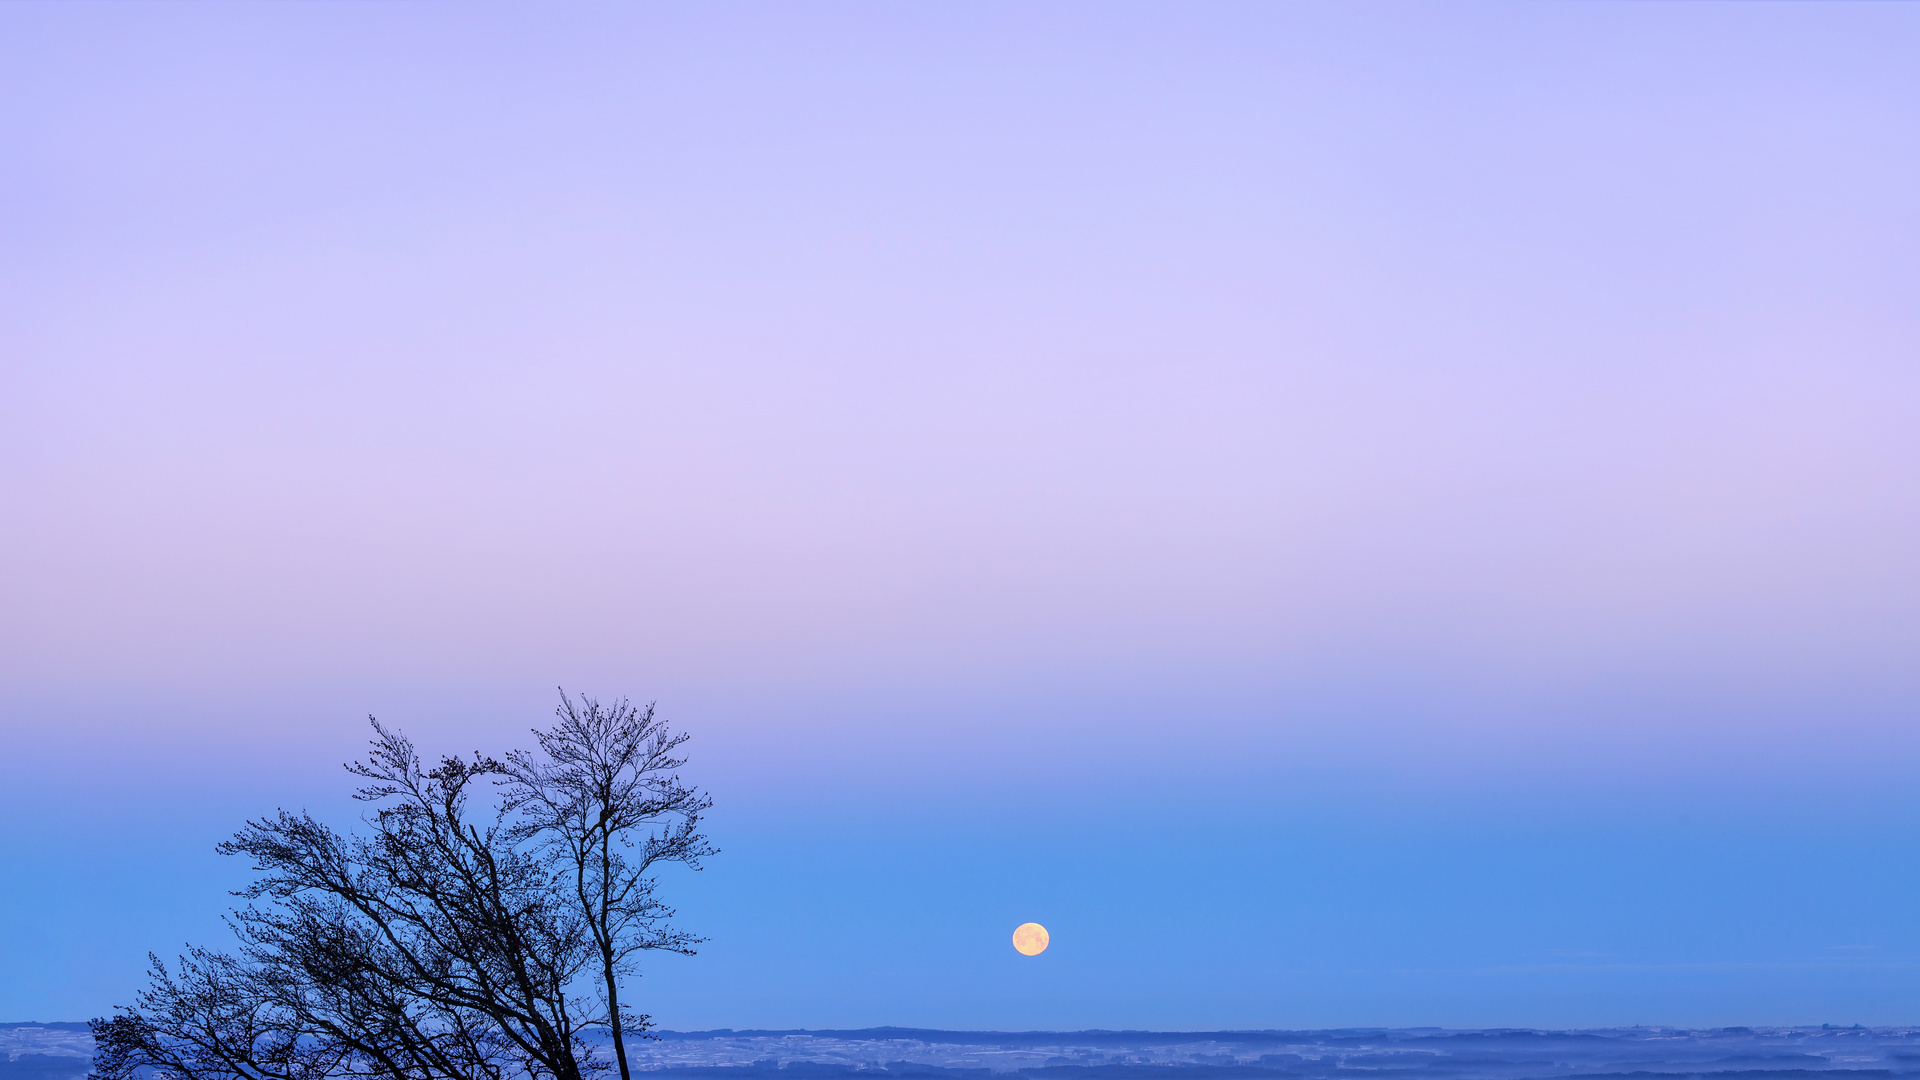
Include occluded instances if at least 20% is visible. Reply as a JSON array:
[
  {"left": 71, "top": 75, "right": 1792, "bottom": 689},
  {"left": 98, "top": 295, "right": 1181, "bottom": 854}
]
[
  {"left": 501, "top": 697, "right": 713, "bottom": 1080},
  {"left": 91, "top": 693, "right": 712, "bottom": 1080}
]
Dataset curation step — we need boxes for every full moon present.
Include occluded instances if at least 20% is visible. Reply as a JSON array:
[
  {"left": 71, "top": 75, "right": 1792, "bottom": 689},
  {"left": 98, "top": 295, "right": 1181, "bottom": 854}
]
[{"left": 1011, "top": 922, "right": 1049, "bottom": 956}]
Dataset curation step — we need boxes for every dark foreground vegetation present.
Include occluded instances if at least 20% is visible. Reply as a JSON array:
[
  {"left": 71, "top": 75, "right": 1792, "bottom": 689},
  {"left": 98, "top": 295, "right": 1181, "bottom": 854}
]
[{"left": 89, "top": 694, "right": 712, "bottom": 1080}]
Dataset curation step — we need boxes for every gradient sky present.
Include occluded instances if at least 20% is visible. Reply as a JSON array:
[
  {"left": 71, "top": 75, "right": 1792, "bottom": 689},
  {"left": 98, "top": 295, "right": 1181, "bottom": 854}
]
[{"left": 4, "top": 1, "right": 1920, "bottom": 1031}]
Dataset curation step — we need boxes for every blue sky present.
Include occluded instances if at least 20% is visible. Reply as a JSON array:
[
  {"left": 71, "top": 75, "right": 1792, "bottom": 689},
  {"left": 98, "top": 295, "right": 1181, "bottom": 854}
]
[{"left": 3, "top": 1, "right": 1919, "bottom": 1028}]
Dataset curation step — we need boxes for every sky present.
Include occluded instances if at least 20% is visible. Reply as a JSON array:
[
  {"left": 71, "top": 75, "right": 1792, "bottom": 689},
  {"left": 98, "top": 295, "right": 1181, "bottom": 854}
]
[{"left": 3, "top": 1, "right": 1920, "bottom": 1031}]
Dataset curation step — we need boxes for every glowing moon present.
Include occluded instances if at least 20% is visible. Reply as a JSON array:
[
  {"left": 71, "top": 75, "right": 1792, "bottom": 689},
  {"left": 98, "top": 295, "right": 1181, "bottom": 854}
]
[{"left": 1011, "top": 922, "right": 1049, "bottom": 956}]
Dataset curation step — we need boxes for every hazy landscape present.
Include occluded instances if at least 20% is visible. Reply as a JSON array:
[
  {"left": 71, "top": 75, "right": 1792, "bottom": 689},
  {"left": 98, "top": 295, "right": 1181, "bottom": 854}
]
[{"left": 11, "top": 1025, "right": 1920, "bottom": 1080}]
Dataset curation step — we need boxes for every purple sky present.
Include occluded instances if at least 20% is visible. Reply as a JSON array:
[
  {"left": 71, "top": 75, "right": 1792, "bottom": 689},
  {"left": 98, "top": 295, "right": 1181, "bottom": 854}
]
[{"left": 4, "top": 2, "right": 1920, "bottom": 1029}]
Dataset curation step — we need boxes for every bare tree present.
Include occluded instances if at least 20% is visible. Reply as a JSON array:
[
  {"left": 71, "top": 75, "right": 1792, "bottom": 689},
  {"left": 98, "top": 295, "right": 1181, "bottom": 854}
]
[
  {"left": 501, "top": 693, "right": 714, "bottom": 1080},
  {"left": 92, "top": 701, "right": 710, "bottom": 1080}
]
